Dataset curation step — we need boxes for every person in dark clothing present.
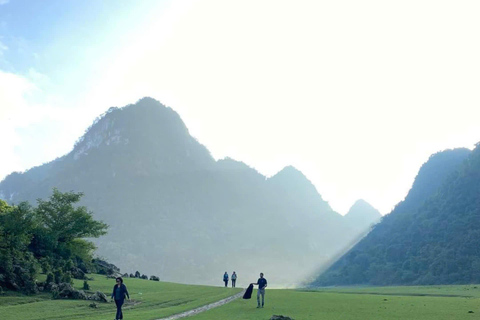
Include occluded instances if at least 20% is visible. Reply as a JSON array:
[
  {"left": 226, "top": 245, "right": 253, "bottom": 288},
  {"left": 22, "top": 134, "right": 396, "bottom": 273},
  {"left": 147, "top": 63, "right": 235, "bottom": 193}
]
[
  {"left": 111, "top": 277, "right": 130, "bottom": 320},
  {"left": 223, "top": 272, "right": 229, "bottom": 287},
  {"left": 251, "top": 272, "right": 267, "bottom": 308},
  {"left": 231, "top": 271, "right": 237, "bottom": 288}
]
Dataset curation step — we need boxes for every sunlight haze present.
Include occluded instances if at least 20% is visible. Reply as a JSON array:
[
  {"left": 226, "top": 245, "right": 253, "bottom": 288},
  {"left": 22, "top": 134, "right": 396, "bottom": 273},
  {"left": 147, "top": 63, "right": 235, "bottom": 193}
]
[{"left": 1, "top": 0, "right": 479, "bottom": 214}]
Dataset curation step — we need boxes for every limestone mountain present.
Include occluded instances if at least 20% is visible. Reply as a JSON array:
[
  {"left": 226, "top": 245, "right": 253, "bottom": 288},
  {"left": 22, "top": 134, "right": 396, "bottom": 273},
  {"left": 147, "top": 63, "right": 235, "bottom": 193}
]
[
  {"left": 311, "top": 147, "right": 475, "bottom": 286},
  {"left": 0, "top": 97, "right": 373, "bottom": 286},
  {"left": 344, "top": 199, "right": 381, "bottom": 232}
]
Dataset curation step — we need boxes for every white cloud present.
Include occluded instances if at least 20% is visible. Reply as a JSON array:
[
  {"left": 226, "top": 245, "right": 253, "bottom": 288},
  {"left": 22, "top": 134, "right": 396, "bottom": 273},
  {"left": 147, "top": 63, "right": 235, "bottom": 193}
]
[{"left": 0, "top": 70, "right": 84, "bottom": 181}]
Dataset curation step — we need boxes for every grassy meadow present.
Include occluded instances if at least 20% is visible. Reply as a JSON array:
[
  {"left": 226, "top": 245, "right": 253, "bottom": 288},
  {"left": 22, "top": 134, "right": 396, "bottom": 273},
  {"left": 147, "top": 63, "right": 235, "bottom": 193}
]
[
  {"left": 1, "top": 277, "right": 480, "bottom": 320},
  {"left": 0, "top": 274, "right": 241, "bottom": 320},
  {"left": 192, "top": 285, "right": 480, "bottom": 320}
]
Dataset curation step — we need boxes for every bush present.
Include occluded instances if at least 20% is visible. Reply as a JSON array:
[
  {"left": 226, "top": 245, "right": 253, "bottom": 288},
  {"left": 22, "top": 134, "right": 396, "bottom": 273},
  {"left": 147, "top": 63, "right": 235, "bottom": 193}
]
[
  {"left": 46, "top": 273, "right": 54, "bottom": 284},
  {"left": 83, "top": 280, "right": 90, "bottom": 291},
  {"left": 54, "top": 270, "right": 63, "bottom": 284}
]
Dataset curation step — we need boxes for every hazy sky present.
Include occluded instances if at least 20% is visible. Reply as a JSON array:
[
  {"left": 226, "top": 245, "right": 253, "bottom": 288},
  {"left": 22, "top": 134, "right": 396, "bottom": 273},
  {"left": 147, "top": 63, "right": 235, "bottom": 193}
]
[{"left": 1, "top": 0, "right": 479, "bottom": 214}]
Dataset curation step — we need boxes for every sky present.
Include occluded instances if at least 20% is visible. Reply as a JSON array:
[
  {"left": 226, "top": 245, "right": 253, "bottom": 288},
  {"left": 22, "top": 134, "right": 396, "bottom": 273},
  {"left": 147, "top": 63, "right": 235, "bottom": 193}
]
[{"left": 0, "top": 0, "right": 479, "bottom": 215}]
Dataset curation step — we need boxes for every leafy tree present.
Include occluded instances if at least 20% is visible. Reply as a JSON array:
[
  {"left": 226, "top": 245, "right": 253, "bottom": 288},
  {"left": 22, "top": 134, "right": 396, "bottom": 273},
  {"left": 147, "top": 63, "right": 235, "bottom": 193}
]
[
  {"left": 0, "top": 190, "right": 108, "bottom": 293},
  {"left": 0, "top": 201, "right": 38, "bottom": 293},
  {"left": 31, "top": 189, "right": 108, "bottom": 278}
]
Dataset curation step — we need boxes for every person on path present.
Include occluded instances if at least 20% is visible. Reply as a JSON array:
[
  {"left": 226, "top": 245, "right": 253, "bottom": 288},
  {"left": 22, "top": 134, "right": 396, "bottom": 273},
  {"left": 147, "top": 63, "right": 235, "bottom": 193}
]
[
  {"left": 251, "top": 272, "right": 267, "bottom": 308},
  {"left": 223, "top": 272, "right": 229, "bottom": 287},
  {"left": 231, "top": 271, "right": 237, "bottom": 288},
  {"left": 111, "top": 277, "right": 130, "bottom": 320}
]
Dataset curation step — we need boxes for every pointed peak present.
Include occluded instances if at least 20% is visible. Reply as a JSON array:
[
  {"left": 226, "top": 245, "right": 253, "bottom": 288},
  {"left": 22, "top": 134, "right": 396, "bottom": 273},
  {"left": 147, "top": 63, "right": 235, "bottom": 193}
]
[
  {"left": 349, "top": 199, "right": 378, "bottom": 211},
  {"left": 272, "top": 165, "right": 307, "bottom": 179},
  {"left": 345, "top": 199, "right": 381, "bottom": 226}
]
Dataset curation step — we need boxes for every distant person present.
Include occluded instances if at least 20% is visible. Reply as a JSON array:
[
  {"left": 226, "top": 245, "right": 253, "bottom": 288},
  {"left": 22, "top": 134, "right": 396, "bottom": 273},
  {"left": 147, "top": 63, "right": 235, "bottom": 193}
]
[
  {"left": 111, "top": 277, "right": 130, "bottom": 320},
  {"left": 223, "top": 272, "right": 229, "bottom": 287},
  {"left": 251, "top": 272, "right": 267, "bottom": 308},
  {"left": 231, "top": 271, "right": 237, "bottom": 287}
]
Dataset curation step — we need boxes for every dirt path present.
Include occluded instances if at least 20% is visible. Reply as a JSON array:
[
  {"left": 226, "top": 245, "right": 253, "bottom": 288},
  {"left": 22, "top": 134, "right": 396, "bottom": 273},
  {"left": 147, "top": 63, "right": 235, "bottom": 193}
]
[{"left": 154, "top": 289, "right": 245, "bottom": 320}]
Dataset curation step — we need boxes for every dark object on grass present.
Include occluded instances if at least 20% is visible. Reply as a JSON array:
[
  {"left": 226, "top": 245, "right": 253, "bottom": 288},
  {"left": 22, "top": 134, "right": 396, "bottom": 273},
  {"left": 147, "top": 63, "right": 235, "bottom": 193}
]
[
  {"left": 150, "top": 275, "right": 160, "bottom": 281},
  {"left": 130, "top": 273, "right": 135, "bottom": 278},
  {"left": 83, "top": 280, "right": 90, "bottom": 290},
  {"left": 270, "top": 316, "right": 294, "bottom": 320},
  {"left": 468, "top": 311, "right": 474, "bottom": 313},
  {"left": 243, "top": 284, "right": 254, "bottom": 299},
  {"left": 141, "top": 274, "right": 148, "bottom": 280},
  {"left": 89, "top": 302, "right": 97, "bottom": 308},
  {"left": 135, "top": 271, "right": 141, "bottom": 278}
]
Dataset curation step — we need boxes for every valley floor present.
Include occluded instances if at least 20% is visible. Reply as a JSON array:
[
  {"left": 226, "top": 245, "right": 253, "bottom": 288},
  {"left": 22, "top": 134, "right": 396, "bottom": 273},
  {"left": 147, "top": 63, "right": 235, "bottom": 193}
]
[{"left": 1, "top": 276, "right": 480, "bottom": 320}]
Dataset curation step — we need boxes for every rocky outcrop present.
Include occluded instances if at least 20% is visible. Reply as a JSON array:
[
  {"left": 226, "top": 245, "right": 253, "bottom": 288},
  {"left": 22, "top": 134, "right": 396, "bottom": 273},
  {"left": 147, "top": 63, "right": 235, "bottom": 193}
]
[{"left": 51, "top": 283, "right": 87, "bottom": 300}]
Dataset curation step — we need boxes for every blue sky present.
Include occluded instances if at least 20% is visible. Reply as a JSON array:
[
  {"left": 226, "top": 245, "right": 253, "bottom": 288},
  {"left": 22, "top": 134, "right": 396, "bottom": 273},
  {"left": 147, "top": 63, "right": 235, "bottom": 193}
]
[{"left": 1, "top": 0, "right": 479, "bottom": 214}]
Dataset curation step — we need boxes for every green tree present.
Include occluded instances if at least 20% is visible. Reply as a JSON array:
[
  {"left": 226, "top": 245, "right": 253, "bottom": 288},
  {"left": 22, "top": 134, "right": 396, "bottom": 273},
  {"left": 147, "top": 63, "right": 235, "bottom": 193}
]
[
  {"left": 0, "top": 201, "right": 39, "bottom": 293},
  {"left": 32, "top": 189, "right": 108, "bottom": 277}
]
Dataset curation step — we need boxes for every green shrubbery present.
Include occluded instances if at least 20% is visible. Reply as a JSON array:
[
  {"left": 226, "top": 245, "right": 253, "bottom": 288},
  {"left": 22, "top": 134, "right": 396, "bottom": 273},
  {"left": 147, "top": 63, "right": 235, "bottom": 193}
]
[{"left": 0, "top": 189, "right": 108, "bottom": 293}]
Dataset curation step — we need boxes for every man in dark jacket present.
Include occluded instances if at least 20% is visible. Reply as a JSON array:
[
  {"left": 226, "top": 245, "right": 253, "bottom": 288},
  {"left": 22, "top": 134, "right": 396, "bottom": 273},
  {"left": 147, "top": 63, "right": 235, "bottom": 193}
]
[
  {"left": 251, "top": 272, "right": 267, "bottom": 308},
  {"left": 111, "top": 277, "right": 130, "bottom": 320}
]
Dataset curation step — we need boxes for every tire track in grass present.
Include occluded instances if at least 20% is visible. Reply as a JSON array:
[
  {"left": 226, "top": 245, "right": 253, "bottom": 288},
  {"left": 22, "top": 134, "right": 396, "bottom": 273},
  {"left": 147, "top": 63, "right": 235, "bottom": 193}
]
[{"left": 155, "top": 289, "right": 245, "bottom": 320}]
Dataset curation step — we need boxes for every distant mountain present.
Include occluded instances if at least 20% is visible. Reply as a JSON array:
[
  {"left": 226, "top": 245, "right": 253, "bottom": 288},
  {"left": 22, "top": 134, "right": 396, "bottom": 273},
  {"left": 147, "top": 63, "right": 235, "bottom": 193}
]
[
  {"left": 311, "top": 147, "right": 475, "bottom": 286},
  {"left": 344, "top": 200, "right": 381, "bottom": 232},
  {"left": 0, "top": 97, "right": 373, "bottom": 286}
]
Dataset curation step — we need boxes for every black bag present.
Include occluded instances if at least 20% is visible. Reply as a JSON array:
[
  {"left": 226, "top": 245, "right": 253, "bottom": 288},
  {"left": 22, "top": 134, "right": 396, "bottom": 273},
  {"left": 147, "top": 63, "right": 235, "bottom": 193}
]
[{"left": 243, "top": 284, "right": 254, "bottom": 299}]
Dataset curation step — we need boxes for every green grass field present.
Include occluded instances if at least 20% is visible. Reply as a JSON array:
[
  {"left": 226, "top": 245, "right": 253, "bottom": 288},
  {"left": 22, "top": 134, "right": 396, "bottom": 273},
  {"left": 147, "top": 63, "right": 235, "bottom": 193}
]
[
  {"left": 192, "top": 285, "right": 480, "bottom": 320},
  {"left": 0, "top": 274, "right": 241, "bottom": 320},
  {"left": 1, "top": 277, "right": 480, "bottom": 320}
]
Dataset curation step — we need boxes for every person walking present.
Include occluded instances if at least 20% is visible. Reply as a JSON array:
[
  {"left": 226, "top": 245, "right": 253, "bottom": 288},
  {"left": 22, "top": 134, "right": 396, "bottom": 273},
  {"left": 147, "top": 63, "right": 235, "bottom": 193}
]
[
  {"left": 251, "top": 272, "right": 267, "bottom": 308},
  {"left": 111, "top": 277, "right": 130, "bottom": 320},
  {"left": 223, "top": 272, "right": 229, "bottom": 287},
  {"left": 231, "top": 271, "right": 237, "bottom": 288}
]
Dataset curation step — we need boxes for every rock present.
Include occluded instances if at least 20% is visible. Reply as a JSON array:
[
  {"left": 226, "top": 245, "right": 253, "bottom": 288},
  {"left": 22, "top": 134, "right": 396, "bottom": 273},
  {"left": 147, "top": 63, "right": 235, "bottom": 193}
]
[
  {"left": 73, "top": 290, "right": 87, "bottom": 300},
  {"left": 71, "top": 267, "right": 86, "bottom": 280},
  {"left": 51, "top": 283, "right": 87, "bottom": 300},
  {"left": 89, "top": 302, "right": 98, "bottom": 308},
  {"left": 89, "top": 291, "right": 108, "bottom": 302},
  {"left": 270, "top": 316, "right": 294, "bottom": 320},
  {"left": 149, "top": 275, "right": 160, "bottom": 281},
  {"left": 92, "top": 259, "right": 120, "bottom": 276}
]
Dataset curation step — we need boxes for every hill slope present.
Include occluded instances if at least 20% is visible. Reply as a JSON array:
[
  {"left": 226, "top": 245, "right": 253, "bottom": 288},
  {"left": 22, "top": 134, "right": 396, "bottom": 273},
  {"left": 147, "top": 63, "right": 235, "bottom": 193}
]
[{"left": 312, "top": 147, "right": 475, "bottom": 286}]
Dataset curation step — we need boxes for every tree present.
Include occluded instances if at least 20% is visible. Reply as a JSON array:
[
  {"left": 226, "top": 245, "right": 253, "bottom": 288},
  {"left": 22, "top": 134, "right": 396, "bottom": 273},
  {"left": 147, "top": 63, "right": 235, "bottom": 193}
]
[{"left": 31, "top": 189, "right": 108, "bottom": 276}]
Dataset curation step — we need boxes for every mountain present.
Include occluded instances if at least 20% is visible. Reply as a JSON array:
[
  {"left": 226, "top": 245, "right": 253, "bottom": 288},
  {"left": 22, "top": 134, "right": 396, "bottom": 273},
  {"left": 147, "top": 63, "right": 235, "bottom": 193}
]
[
  {"left": 344, "top": 199, "right": 381, "bottom": 232},
  {"left": 0, "top": 97, "right": 373, "bottom": 286},
  {"left": 311, "top": 147, "right": 475, "bottom": 286}
]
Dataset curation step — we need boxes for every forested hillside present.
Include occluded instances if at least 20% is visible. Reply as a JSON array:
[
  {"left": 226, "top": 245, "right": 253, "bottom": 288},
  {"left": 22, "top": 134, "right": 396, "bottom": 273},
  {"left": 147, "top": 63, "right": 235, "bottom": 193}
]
[
  {"left": 0, "top": 98, "right": 377, "bottom": 286},
  {"left": 312, "top": 147, "right": 477, "bottom": 286}
]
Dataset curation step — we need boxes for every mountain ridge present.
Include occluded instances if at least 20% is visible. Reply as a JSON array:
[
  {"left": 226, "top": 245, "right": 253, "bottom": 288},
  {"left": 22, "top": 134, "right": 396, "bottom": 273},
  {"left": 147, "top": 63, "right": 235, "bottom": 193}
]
[{"left": 0, "top": 97, "right": 370, "bottom": 286}]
